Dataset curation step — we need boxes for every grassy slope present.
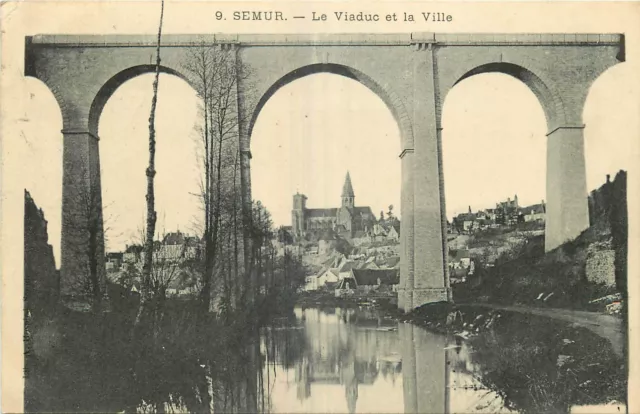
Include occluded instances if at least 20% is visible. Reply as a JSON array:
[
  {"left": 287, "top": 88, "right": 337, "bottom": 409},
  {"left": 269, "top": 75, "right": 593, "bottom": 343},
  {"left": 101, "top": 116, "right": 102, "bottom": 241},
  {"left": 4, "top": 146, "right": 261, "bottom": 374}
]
[{"left": 453, "top": 218, "right": 619, "bottom": 311}]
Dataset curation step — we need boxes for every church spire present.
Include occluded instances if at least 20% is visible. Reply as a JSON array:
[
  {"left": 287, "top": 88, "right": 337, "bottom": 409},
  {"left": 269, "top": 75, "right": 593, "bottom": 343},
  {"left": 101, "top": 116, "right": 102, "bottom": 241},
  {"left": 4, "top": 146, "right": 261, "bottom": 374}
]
[
  {"left": 342, "top": 171, "right": 355, "bottom": 197},
  {"left": 341, "top": 171, "right": 355, "bottom": 208}
]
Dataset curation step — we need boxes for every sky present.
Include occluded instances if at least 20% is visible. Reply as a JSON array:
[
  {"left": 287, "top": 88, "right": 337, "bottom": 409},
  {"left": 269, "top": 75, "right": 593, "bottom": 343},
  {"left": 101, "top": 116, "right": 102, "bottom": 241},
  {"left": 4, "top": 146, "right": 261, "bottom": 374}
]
[
  {"left": 16, "top": 62, "right": 636, "bottom": 260},
  {"left": 99, "top": 75, "right": 201, "bottom": 251},
  {"left": 250, "top": 73, "right": 401, "bottom": 227}
]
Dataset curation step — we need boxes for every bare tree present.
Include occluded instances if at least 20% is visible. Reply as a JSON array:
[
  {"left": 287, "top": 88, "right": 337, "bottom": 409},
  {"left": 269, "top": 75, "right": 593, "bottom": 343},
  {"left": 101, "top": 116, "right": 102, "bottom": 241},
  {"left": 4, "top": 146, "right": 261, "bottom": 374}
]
[
  {"left": 182, "top": 41, "right": 254, "bottom": 314},
  {"left": 136, "top": 0, "right": 164, "bottom": 328},
  {"left": 136, "top": 233, "right": 185, "bottom": 300},
  {"left": 251, "top": 201, "right": 273, "bottom": 297}
]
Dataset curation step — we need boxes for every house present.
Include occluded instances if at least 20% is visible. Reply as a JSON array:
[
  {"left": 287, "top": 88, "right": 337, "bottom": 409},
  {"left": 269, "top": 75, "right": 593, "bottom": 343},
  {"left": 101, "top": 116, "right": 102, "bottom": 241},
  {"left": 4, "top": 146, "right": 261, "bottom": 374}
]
[
  {"left": 304, "top": 275, "right": 319, "bottom": 291},
  {"left": 160, "top": 231, "right": 200, "bottom": 261},
  {"left": 495, "top": 195, "right": 521, "bottom": 225},
  {"left": 452, "top": 206, "right": 478, "bottom": 233},
  {"left": 338, "top": 261, "right": 358, "bottom": 280},
  {"left": 448, "top": 249, "right": 471, "bottom": 269},
  {"left": 356, "top": 261, "right": 369, "bottom": 270},
  {"left": 460, "top": 213, "right": 476, "bottom": 232},
  {"left": 178, "top": 285, "right": 198, "bottom": 296},
  {"left": 124, "top": 231, "right": 202, "bottom": 266},
  {"left": 335, "top": 256, "right": 349, "bottom": 270},
  {"left": 450, "top": 267, "right": 469, "bottom": 284},
  {"left": 371, "top": 223, "right": 388, "bottom": 242},
  {"left": 123, "top": 244, "right": 143, "bottom": 263},
  {"left": 278, "top": 244, "right": 303, "bottom": 257},
  {"left": 334, "top": 269, "right": 399, "bottom": 297},
  {"left": 334, "top": 277, "right": 357, "bottom": 296},
  {"left": 105, "top": 252, "right": 124, "bottom": 272},
  {"left": 520, "top": 201, "right": 546, "bottom": 222},
  {"left": 352, "top": 230, "right": 371, "bottom": 246},
  {"left": 318, "top": 230, "right": 338, "bottom": 255},
  {"left": 317, "top": 268, "right": 340, "bottom": 287},
  {"left": 364, "top": 261, "right": 380, "bottom": 270},
  {"left": 483, "top": 208, "right": 497, "bottom": 222},
  {"left": 386, "top": 225, "right": 400, "bottom": 242},
  {"left": 321, "top": 255, "right": 337, "bottom": 268},
  {"left": 352, "top": 269, "right": 400, "bottom": 292},
  {"left": 361, "top": 256, "right": 377, "bottom": 270}
]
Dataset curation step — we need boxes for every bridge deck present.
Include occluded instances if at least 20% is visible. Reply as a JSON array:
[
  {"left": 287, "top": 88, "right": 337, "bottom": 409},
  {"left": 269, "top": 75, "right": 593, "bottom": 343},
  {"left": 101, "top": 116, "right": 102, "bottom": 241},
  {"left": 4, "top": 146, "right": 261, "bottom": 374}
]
[{"left": 27, "top": 33, "right": 623, "bottom": 47}]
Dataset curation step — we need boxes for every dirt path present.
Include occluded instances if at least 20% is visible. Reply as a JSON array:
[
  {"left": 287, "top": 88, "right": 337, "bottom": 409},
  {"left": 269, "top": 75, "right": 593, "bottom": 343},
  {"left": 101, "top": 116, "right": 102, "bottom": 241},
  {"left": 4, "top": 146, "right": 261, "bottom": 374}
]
[{"left": 459, "top": 303, "right": 625, "bottom": 357}]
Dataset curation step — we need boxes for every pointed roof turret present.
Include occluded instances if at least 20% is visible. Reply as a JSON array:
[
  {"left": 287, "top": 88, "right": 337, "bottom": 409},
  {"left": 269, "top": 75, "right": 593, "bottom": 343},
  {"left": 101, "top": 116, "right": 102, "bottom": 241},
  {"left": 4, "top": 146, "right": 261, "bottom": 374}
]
[{"left": 342, "top": 171, "right": 355, "bottom": 197}]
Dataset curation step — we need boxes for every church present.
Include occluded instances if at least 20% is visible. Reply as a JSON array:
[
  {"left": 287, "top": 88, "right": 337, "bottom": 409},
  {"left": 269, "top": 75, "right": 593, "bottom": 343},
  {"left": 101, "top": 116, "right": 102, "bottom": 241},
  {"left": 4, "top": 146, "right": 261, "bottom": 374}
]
[{"left": 291, "top": 172, "right": 375, "bottom": 241}]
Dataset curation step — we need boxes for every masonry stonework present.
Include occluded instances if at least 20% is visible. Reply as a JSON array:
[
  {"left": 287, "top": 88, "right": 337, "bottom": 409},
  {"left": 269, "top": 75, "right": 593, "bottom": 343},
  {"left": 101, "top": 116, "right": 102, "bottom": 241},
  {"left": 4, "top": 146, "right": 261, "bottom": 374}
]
[
  {"left": 25, "top": 33, "right": 624, "bottom": 311},
  {"left": 585, "top": 240, "right": 616, "bottom": 287}
]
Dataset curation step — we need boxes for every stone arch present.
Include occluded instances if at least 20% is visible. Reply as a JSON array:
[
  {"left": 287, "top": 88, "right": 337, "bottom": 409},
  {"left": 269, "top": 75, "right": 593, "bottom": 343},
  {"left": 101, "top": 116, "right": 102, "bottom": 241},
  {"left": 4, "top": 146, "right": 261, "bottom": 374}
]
[
  {"left": 24, "top": 76, "right": 65, "bottom": 129},
  {"left": 448, "top": 62, "right": 566, "bottom": 130},
  {"left": 247, "top": 63, "right": 414, "bottom": 151},
  {"left": 24, "top": 75, "right": 71, "bottom": 130},
  {"left": 88, "top": 64, "right": 192, "bottom": 136}
]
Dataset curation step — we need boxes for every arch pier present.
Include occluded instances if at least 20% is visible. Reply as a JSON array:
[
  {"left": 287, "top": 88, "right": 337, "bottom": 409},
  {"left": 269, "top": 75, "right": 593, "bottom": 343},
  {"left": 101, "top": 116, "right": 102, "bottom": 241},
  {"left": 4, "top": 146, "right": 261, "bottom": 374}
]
[{"left": 24, "top": 33, "right": 624, "bottom": 311}]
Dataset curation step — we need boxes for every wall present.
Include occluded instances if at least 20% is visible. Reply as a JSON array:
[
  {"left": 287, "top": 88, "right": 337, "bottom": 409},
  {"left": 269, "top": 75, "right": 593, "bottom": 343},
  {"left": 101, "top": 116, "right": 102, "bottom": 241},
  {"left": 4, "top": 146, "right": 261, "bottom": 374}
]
[
  {"left": 587, "top": 170, "right": 627, "bottom": 292},
  {"left": 585, "top": 240, "right": 616, "bottom": 287}
]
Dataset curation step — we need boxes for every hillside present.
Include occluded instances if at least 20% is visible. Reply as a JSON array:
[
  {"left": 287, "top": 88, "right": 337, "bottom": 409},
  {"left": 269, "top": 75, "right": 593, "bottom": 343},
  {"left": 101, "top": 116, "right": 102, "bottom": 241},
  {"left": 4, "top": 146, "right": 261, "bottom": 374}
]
[{"left": 454, "top": 170, "right": 627, "bottom": 312}]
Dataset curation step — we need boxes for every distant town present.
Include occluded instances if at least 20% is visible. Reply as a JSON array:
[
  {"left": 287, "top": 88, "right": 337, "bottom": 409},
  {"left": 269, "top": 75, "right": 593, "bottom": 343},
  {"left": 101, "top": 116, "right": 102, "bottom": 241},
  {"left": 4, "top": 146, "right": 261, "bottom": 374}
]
[{"left": 103, "top": 171, "right": 548, "bottom": 300}]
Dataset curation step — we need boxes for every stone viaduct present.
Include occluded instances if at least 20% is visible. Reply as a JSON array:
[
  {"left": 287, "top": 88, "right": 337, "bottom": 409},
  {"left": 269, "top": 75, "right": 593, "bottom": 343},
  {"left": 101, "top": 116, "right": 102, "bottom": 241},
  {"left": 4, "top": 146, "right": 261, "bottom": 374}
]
[{"left": 24, "top": 32, "right": 625, "bottom": 312}]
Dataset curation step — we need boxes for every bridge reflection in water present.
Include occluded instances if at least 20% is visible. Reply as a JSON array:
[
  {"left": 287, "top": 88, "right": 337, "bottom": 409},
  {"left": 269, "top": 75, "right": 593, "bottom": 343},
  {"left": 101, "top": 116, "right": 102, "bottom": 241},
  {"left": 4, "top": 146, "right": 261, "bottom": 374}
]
[
  {"left": 130, "top": 305, "right": 621, "bottom": 413},
  {"left": 258, "top": 307, "right": 512, "bottom": 414},
  {"left": 31, "top": 304, "right": 620, "bottom": 413}
]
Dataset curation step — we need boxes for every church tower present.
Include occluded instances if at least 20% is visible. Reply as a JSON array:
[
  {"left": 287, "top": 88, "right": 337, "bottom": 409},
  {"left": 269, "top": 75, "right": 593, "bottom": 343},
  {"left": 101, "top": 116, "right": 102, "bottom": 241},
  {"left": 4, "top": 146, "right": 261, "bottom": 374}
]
[
  {"left": 292, "top": 192, "right": 307, "bottom": 239},
  {"left": 341, "top": 171, "right": 355, "bottom": 208}
]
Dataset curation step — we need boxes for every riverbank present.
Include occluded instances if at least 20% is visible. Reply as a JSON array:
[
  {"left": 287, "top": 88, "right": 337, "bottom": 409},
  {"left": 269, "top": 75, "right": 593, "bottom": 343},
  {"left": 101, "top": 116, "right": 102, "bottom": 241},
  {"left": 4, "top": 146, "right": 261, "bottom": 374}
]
[
  {"left": 25, "top": 293, "right": 281, "bottom": 413},
  {"left": 297, "top": 289, "right": 625, "bottom": 355},
  {"left": 404, "top": 301, "right": 626, "bottom": 412},
  {"left": 296, "top": 290, "right": 396, "bottom": 308},
  {"left": 295, "top": 293, "right": 627, "bottom": 412}
]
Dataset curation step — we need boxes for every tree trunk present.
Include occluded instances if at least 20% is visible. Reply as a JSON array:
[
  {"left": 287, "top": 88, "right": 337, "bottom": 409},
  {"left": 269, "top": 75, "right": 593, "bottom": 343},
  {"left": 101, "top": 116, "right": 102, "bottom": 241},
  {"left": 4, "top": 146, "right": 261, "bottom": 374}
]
[
  {"left": 135, "top": 0, "right": 164, "bottom": 329},
  {"left": 88, "top": 216, "right": 101, "bottom": 313},
  {"left": 233, "top": 150, "right": 240, "bottom": 308}
]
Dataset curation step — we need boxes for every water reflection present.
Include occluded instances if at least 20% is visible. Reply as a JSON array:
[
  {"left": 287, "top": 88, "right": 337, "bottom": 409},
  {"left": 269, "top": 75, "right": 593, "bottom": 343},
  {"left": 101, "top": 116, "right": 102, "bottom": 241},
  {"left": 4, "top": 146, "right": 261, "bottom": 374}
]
[
  {"left": 122, "top": 306, "right": 622, "bottom": 413},
  {"left": 218, "top": 308, "right": 619, "bottom": 413},
  {"left": 27, "top": 304, "right": 623, "bottom": 412},
  {"left": 132, "top": 333, "right": 262, "bottom": 414},
  {"left": 261, "top": 307, "right": 403, "bottom": 413},
  {"left": 260, "top": 307, "right": 510, "bottom": 413}
]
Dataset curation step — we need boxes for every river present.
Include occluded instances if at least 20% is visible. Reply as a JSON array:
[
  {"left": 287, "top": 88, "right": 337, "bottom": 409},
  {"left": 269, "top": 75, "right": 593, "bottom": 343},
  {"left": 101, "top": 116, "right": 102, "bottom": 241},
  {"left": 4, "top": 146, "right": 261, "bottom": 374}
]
[
  {"left": 26, "top": 302, "right": 626, "bottom": 413},
  {"left": 258, "top": 306, "right": 514, "bottom": 414}
]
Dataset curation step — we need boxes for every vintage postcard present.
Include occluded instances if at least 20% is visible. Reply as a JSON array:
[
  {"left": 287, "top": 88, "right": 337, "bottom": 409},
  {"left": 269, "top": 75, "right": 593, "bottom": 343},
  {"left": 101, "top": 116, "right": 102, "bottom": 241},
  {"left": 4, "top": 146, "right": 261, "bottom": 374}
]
[{"left": 1, "top": 1, "right": 639, "bottom": 413}]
